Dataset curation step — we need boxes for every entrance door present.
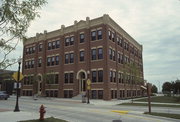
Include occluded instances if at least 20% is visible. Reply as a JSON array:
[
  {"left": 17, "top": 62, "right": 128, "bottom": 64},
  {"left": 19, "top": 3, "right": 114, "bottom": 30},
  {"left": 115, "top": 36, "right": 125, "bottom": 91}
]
[
  {"left": 79, "top": 72, "right": 86, "bottom": 93},
  {"left": 81, "top": 79, "right": 86, "bottom": 92}
]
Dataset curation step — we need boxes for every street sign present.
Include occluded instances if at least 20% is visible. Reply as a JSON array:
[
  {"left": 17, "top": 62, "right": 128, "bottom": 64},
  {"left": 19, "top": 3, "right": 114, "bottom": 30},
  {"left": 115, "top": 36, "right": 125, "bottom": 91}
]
[
  {"left": 87, "top": 86, "right": 91, "bottom": 90},
  {"left": 12, "top": 72, "right": 24, "bottom": 82},
  {"left": 87, "top": 79, "right": 91, "bottom": 85}
]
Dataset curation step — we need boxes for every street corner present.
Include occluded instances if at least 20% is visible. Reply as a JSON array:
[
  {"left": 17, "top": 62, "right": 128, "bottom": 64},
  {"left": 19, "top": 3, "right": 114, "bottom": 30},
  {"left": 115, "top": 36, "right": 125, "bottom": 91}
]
[{"left": 111, "top": 110, "right": 129, "bottom": 114}]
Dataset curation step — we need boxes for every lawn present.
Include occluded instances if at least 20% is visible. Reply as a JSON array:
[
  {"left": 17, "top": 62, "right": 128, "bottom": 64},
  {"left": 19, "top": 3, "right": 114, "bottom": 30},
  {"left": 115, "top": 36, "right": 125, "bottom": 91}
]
[
  {"left": 19, "top": 117, "right": 67, "bottom": 122},
  {"left": 144, "top": 112, "right": 180, "bottom": 119},
  {"left": 135, "top": 96, "right": 180, "bottom": 103},
  {"left": 119, "top": 103, "right": 180, "bottom": 108}
]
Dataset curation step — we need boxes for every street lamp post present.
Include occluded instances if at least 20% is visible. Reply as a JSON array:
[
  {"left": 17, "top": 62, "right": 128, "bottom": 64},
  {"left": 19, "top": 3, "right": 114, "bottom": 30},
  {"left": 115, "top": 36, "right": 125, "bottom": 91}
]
[
  {"left": 14, "top": 58, "right": 22, "bottom": 112},
  {"left": 87, "top": 71, "right": 90, "bottom": 104}
]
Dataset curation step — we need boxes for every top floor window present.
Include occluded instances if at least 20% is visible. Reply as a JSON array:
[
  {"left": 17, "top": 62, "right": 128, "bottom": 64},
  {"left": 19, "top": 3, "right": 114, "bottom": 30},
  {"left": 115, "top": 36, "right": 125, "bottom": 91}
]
[
  {"left": 108, "top": 31, "right": 111, "bottom": 40},
  {"left": 70, "top": 37, "right": 74, "bottom": 45},
  {"left": 26, "top": 48, "right": 29, "bottom": 54},
  {"left": 56, "top": 40, "right": 60, "bottom": 48},
  {"left": 39, "top": 44, "right": 42, "bottom": 52},
  {"left": 91, "top": 31, "right": 96, "bottom": 41},
  {"left": 48, "top": 42, "right": 52, "bottom": 50},
  {"left": 112, "top": 33, "right": 115, "bottom": 42},
  {"left": 80, "top": 34, "right": 85, "bottom": 43},
  {"left": 65, "top": 36, "right": 74, "bottom": 46},
  {"left": 65, "top": 38, "right": 70, "bottom": 46},
  {"left": 97, "top": 30, "right": 102, "bottom": 40},
  {"left": 52, "top": 41, "right": 56, "bottom": 49}
]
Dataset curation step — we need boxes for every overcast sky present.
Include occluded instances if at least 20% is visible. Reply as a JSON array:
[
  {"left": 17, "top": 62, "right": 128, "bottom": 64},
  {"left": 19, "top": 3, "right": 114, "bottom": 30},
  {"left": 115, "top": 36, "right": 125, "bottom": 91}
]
[{"left": 6, "top": 0, "right": 180, "bottom": 91}]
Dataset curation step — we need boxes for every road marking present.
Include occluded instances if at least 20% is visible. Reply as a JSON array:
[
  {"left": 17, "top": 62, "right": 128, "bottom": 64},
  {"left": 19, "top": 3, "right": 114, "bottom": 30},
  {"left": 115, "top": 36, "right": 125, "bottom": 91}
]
[
  {"left": 120, "top": 114, "right": 162, "bottom": 122},
  {"left": 111, "top": 110, "right": 128, "bottom": 114}
]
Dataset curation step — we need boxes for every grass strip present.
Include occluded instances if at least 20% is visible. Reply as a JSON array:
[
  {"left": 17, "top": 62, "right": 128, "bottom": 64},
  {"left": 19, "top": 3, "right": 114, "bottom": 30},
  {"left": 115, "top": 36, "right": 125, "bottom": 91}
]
[
  {"left": 119, "top": 103, "right": 180, "bottom": 108},
  {"left": 19, "top": 117, "right": 67, "bottom": 122},
  {"left": 135, "top": 96, "right": 180, "bottom": 103},
  {"left": 144, "top": 112, "right": 180, "bottom": 119}
]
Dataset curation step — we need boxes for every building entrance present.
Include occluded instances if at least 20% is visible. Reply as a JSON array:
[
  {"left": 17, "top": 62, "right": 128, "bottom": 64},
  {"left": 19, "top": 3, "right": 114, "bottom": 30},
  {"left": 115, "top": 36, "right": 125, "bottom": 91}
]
[{"left": 79, "top": 72, "right": 86, "bottom": 93}]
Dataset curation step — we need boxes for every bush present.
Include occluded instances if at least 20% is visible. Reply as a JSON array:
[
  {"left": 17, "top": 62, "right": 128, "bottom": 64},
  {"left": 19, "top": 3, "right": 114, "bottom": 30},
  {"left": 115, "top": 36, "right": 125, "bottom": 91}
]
[{"left": 175, "top": 96, "right": 180, "bottom": 102}]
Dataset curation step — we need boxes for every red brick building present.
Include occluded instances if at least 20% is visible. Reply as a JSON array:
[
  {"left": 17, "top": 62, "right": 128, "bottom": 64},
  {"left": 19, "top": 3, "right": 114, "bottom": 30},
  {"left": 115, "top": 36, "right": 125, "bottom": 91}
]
[{"left": 22, "top": 14, "right": 145, "bottom": 100}]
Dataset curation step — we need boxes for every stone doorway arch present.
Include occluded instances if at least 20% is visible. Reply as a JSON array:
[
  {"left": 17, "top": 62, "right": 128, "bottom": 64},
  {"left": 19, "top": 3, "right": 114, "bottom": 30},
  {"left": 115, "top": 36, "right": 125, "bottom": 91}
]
[{"left": 76, "top": 69, "right": 88, "bottom": 94}]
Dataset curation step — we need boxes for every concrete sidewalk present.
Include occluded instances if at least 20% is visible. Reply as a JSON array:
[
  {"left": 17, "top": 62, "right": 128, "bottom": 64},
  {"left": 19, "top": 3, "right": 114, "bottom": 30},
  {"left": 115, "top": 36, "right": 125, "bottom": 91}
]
[{"left": 0, "top": 111, "right": 40, "bottom": 122}]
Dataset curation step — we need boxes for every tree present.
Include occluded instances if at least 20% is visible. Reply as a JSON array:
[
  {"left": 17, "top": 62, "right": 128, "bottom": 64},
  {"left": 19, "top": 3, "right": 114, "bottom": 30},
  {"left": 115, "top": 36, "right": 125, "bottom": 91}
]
[
  {"left": 162, "top": 82, "right": 172, "bottom": 93},
  {"left": 0, "top": 0, "right": 47, "bottom": 69},
  {"left": 151, "top": 84, "right": 158, "bottom": 93}
]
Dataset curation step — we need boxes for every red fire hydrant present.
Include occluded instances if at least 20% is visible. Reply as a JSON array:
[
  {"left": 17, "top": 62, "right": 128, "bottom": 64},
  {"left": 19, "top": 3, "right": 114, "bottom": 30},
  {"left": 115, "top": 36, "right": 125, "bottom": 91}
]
[{"left": 39, "top": 104, "right": 46, "bottom": 120}]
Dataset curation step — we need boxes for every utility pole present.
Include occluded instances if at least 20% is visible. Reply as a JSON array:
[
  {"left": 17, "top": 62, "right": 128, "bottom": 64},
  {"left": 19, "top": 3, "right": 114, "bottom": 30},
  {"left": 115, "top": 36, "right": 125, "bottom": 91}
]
[{"left": 147, "top": 83, "right": 151, "bottom": 113}]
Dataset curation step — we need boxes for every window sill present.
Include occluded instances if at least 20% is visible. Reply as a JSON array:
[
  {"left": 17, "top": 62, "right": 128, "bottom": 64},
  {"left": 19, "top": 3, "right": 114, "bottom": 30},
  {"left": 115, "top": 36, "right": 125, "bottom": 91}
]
[
  {"left": 91, "top": 59, "right": 104, "bottom": 62},
  {"left": 91, "top": 39, "right": 103, "bottom": 42}
]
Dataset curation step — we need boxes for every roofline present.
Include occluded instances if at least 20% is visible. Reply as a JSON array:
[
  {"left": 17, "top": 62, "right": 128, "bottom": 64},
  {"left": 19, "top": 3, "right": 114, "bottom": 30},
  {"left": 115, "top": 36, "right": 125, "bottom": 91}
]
[{"left": 24, "top": 14, "right": 142, "bottom": 50}]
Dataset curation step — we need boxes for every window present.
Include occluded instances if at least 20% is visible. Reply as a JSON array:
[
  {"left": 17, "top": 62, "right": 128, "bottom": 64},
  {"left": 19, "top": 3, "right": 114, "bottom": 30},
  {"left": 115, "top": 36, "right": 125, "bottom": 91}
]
[
  {"left": 25, "top": 61, "right": 28, "bottom": 69},
  {"left": 127, "top": 43, "right": 129, "bottom": 51},
  {"left": 28, "top": 61, "right": 31, "bottom": 68},
  {"left": 65, "top": 37, "right": 69, "bottom": 46},
  {"left": 80, "top": 34, "right": 85, "bottom": 43},
  {"left": 91, "top": 31, "right": 96, "bottom": 41},
  {"left": 55, "top": 74, "right": 59, "bottom": 84},
  {"left": 108, "top": 30, "right": 111, "bottom": 40},
  {"left": 92, "top": 71, "right": 97, "bottom": 82},
  {"left": 64, "top": 73, "right": 68, "bottom": 83},
  {"left": 56, "top": 40, "right": 60, "bottom": 48},
  {"left": 64, "top": 90, "right": 68, "bottom": 98},
  {"left": 98, "top": 90, "right": 103, "bottom": 99},
  {"left": 65, "top": 54, "right": 69, "bottom": 64},
  {"left": 31, "top": 60, "right": 34, "bottom": 68},
  {"left": 97, "top": 30, "right": 102, "bottom": 40},
  {"left": 98, "top": 48, "right": 103, "bottom": 59},
  {"left": 92, "top": 90, "right": 97, "bottom": 99},
  {"left": 118, "top": 53, "right": 120, "bottom": 63},
  {"left": 39, "top": 44, "right": 42, "bottom": 52},
  {"left": 79, "top": 51, "right": 84, "bottom": 62},
  {"left": 32, "top": 46, "right": 35, "bottom": 53},
  {"left": 98, "top": 70, "right": 103, "bottom": 82},
  {"left": 64, "top": 90, "right": 73, "bottom": 98},
  {"left": 69, "top": 53, "right": 74, "bottom": 63},
  {"left": 112, "top": 32, "right": 115, "bottom": 42},
  {"left": 117, "top": 37, "right": 120, "bottom": 45},
  {"left": 38, "top": 58, "right": 42, "bottom": 67},
  {"left": 112, "top": 50, "right": 115, "bottom": 61},
  {"left": 70, "top": 36, "right": 74, "bottom": 45},
  {"left": 109, "top": 48, "right": 112, "bottom": 60},
  {"left": 55, "top": 56, "right": 59, "bottom": 65},
  {"left": 51, "top": 57, "right": 55, "bottom": 66},
  {"left": 110, "top": 71, "right": 113, "bottom": 82},
  {"left": 52, "top": 41, "right": 56, "bottom": 49},
  {"left": 64, "top": 73, "right": 74, "bottom": 84},
  {"left": 48, "top": 42, "right": 52, "bottom": 50},
  {"left": 113, "top": 72, "right": 116, "bottom": 82},
  {"left": 26, "top": 48, "right": 29, "bottom": 55},
  {"left": 69, "top": 73, "right": 74, "bottom": 83},
  {"left": 69, "top": 90, "right": 73, "bottom": 98},
  {"left": 91, "top": 49, "right": 96, "bottom": 60},
  {"left": 47, "top": 57, "right": 51, "bottom": 66},
  {"left": 29, "top": 47, "right": 32, "bottom": 54}
]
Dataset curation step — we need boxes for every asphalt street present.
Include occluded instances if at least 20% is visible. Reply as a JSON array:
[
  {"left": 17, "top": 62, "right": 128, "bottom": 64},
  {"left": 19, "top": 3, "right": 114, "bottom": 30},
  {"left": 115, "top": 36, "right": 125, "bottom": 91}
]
[{"left": 0, "top": 96, "right": 179, "bottom": 122}]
